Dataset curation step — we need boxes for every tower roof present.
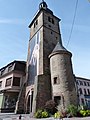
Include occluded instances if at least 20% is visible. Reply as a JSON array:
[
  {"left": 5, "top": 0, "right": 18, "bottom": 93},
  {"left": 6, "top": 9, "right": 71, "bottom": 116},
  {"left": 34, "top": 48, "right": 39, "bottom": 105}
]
[
  {"left": 53, "top": 42, "right": 67, "bottom": 52},
  {"left": 49, "top": 41, "right": 72, "bottom": 58},
  {"left": 29, "top": 1, "right": 60, "bottom": 28}
]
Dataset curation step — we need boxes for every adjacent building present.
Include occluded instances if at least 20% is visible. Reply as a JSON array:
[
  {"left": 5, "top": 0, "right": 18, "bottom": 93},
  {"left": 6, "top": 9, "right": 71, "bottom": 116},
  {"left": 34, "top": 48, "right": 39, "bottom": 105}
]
[
  {"left": 76, "top": 77, "right": 90, "bottom": 109},
  {"left": 0, "top": 61, "right": 26, "bottom": 113}
]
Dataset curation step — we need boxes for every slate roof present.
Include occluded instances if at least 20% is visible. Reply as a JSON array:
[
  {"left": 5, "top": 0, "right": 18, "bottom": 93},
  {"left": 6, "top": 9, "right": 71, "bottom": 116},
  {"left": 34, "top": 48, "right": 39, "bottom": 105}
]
[{"left": 52, "top": 42, "right": 68, "bottom": 52}]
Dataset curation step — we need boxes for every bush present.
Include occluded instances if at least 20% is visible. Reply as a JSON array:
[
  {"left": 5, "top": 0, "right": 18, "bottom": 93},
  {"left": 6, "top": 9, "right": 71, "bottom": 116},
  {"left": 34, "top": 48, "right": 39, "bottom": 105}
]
[
  {"left": 34, "top": 109, "right": 42, "bottom": 118},
  {"left": 42, "top": 111, "right": 49, "bottom": 118},
  {"left": 54, "top": 112, "right": 62, "bottom": 119},
  {"left": 44, "top": 100, "right": 57, "bottom": 114},
  {"left": 80, "top": 110, "right": 90, "bottom": 117},
  {"left": 67, "top": 104, "right": 78, "bottom": 117},
  {"left": 34, "top": 109, "right": 49, "bottom": 118}
]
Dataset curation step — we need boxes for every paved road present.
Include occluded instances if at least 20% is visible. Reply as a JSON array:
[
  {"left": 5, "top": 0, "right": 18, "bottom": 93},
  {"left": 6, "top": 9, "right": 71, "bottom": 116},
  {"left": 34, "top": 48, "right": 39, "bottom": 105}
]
[{"left": 0, "top": 113, "right": 90, "bottom": 120}]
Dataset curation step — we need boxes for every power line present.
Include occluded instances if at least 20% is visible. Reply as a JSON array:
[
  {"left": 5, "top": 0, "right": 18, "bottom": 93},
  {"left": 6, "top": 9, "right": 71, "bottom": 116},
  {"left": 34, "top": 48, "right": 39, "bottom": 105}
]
[{"left": 66, "top": 0, "right": 78, "bottom": 47}]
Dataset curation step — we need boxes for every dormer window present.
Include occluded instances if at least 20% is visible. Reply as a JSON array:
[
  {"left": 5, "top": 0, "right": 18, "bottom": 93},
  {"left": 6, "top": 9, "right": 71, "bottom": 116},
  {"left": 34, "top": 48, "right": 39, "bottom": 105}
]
[
  {"left": 1, "top": 69, "right": 4, "bottom": 76},
  {"left": 8, "top": 64, "right": 13, "bottom": 72}
]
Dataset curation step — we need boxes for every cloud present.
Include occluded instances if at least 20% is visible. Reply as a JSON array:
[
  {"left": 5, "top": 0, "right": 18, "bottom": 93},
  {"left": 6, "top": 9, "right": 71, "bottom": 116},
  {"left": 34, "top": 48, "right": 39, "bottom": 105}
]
[{"left": 0, "top": 18, "right": 26, "bottom": 25}]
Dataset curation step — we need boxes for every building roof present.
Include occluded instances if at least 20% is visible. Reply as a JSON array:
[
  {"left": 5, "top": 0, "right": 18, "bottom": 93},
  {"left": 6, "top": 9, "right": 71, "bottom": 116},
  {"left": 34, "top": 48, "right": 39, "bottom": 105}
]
[
  {"left": 0, "top": 60, "right": 26, "bottom": 71},
  {"left": 0, "top": 60, "right": 26, "bottom": 78},
  {"left": 76, "top": 76, "right": 90, "bottom": 81}
]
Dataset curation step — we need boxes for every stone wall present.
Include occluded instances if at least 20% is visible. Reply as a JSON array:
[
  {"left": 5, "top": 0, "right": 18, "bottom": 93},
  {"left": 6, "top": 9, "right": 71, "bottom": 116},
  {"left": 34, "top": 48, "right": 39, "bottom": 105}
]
[{"left": 32, "top": 74, "right": 52, "bottom": 113}]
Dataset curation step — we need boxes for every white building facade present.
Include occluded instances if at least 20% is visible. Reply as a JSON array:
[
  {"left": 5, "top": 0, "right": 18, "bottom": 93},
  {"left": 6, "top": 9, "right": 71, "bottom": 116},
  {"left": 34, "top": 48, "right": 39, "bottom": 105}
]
[{"left": 76, "top": 77, "right": 90, "bottom": 109}]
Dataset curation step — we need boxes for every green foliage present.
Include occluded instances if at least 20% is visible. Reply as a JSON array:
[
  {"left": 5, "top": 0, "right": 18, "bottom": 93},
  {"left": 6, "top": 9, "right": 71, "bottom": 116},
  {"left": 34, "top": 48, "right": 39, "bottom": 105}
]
[
  {"left": 34, "top": 109, "right": 43, "bottom": 118},
  {"left": 80, "top": 110, "right": 90, "bottom": 117},
  {"left": 54, "top": 112, "right": 62, "bottom": 118},
  {"left": 67, "top": 104, "right": 78, "bottom": 117},
  {"left": 34, "top": 109, "right": 49, "bottom": 118}
]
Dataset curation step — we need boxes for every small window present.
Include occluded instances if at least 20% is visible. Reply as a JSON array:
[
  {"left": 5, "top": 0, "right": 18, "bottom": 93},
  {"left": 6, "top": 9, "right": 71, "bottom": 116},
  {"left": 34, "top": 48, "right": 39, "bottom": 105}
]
[
  {"left": 36, "top": 20, "right": 38, "bottom": 25},
  {"left": 13, "top": 77, "right": 20, "bottom": 86},
  {"left": 48, "top": 16, "right": 54, "bottom": 24},
  {"left": 53, "top": 77, "right": 58, "bottom": 84},
  {"left": 84, "top": 81, "right": 87, "bottom": 86},
  {"left": 79, "top": 88, "right": 83, "bottom": 94},
  {"left": 76, "top": 81, "right": 79, "bottom": 85},
  {"left": 56, "top": 37, "right": 58, "bottom": 40},
  {"left": 48, "top": 16, "right": 51, "bottom": 22},
  {"left": 52, "top": 19, "right": 54, "bottom": 24},
  {"left": 87, "top": 89, "right": 90, "bottom": 95},
  {"left": 51, "top": 31, "right": 53, "bottom": 34},
  {"left": 34, "top": 20, "right": 38, "bottom": 28},
  {"left": 87, "top": 82, "right": 90, "bottom": 86},
  {"left": 84, "top": 88, "right": 87, "bottom": 95},
  {"left": 34, "top": 23, "right": 35, "bottom": 28},
  {"left": 80, "top": 81, "right": 83, "bottom": 85},
  {"left": 81, "top": 98, "right": 84, "bottom": 105},
  {"left": 5, "top": 77, "right": 12, "bottom": 87},
  {"left": 0, "top": 81, "right": 2, "bottom": 87}
]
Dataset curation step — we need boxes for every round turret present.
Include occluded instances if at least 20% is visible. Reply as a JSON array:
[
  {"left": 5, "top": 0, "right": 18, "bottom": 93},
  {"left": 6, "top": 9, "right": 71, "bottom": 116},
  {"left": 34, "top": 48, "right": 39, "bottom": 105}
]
[
  {"left": 49, "top": 42, "right": 77, "bottom": 110},
  {"left": 39, "top": 0, "right": 48, "bottom": 10}
]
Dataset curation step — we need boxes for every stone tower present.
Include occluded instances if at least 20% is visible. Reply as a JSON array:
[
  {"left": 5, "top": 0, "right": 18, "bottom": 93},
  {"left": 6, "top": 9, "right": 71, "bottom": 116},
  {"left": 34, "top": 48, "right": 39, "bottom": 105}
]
[
  {"left": 49, "top": 42, "right": 77, "bottom": 110},
  {"left": 26, "top": 0, "right": 77, "bottom": 113},
  {"left": 26, "top": 1, "right": 61, "bottom": 113}
]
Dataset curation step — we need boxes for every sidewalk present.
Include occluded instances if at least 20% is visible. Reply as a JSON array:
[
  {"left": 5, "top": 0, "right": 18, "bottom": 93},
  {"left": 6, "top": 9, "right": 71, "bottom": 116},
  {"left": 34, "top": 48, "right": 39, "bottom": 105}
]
[
  {"left": 0, "top": 114, "right": 90, "bottom": 120},
  {"left": 2, "top": 117, "right": 90, "bottom": 120}
]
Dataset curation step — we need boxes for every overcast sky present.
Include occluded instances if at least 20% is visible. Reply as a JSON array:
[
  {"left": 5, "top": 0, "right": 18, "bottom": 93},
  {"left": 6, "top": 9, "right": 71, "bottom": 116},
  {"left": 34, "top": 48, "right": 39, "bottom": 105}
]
[{"left": 0, "top": 0, "right": 90, "bottom": 79}]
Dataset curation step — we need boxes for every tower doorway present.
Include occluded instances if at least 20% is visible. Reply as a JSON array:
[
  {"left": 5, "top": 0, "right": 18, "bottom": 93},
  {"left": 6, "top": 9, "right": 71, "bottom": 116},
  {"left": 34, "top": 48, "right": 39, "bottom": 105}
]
[
  {"left": 27, "top": 91, "right": 33, "bottom": 113},
  {"left": 54, "top": 96, "right": 61, "bottom": 106}
]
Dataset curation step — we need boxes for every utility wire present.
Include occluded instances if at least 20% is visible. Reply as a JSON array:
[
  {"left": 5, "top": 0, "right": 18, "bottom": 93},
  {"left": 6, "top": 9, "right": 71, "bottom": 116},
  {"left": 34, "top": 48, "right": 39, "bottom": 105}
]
[{"left": 66, "top": 0, "right": 78, "bottom": 47}]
